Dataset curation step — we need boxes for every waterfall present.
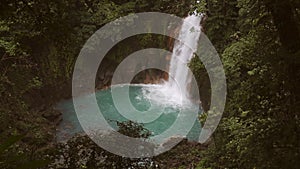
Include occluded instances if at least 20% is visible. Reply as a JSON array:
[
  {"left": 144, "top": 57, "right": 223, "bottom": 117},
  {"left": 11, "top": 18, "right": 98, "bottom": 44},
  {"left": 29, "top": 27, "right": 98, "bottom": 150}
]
[
  {"left": 144, "top": 13, "right": 202, "bottom": 106},
  {"left": 167, "top": 13, "right": 202, "bottom": 99}
]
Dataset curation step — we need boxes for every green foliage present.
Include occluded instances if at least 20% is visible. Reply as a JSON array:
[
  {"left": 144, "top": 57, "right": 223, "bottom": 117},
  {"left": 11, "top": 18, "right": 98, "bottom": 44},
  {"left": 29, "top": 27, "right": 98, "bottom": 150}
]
[
  {"left": 0, "top": 135, "right": 49, "bottom": 169},
  {"left": 48, "top": 121, "right": 204, "bottom": 168},
  {"left": 202, "top": 0, "right": 239, "bottom": 52},
  {"left": 48, "top": 121, "right": 157, "bottom": 169},
  {"left": 191, "top": 0, "right": 300, "bottom": 168},
  {"left": 116, "top": 120, "right": 152, "bottom": 138}
]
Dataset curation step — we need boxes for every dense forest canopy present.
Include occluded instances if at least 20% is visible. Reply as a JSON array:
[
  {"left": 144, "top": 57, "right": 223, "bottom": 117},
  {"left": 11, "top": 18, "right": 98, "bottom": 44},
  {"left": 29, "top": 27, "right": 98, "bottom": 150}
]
[{"left": 0, "top": 0, "right": 299, "bottom": 168}]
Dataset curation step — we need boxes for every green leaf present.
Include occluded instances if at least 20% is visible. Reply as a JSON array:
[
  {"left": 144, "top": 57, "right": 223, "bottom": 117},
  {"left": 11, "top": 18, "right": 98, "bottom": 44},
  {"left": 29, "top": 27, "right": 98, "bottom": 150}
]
[{"left": 0, "top": 135, "right": 23, "bottom": 154}]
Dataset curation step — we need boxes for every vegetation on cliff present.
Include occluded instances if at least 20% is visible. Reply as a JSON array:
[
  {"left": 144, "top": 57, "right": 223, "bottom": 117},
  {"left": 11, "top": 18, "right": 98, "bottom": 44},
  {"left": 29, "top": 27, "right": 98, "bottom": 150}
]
[{"left": 0, "top": 0, "right": 299, "bottom": 168}]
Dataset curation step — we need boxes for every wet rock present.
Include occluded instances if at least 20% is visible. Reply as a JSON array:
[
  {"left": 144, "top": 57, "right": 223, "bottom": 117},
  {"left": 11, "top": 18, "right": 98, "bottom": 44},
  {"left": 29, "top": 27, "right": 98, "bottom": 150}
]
[{"left": 42, "top": 109, "right": 62, "bottom": 124}]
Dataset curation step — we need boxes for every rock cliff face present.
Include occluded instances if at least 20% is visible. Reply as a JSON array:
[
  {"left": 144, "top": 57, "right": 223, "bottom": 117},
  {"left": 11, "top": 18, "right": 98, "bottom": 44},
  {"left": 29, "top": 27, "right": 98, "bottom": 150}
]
[
  {"left": 96, "top": 57, "right": 168, "bottom": 89},
  {"left": 96, "top": 57, "right": 119, "bottom": 90}
]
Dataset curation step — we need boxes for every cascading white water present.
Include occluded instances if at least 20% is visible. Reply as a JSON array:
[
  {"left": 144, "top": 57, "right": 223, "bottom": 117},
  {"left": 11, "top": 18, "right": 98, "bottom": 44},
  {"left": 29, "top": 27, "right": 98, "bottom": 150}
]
[
  {"left": 144, "top": 13, "right": 202, "bottom": 106},
  {"left": 166, "top": 14, "right": 202, "bottom": 99}
]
